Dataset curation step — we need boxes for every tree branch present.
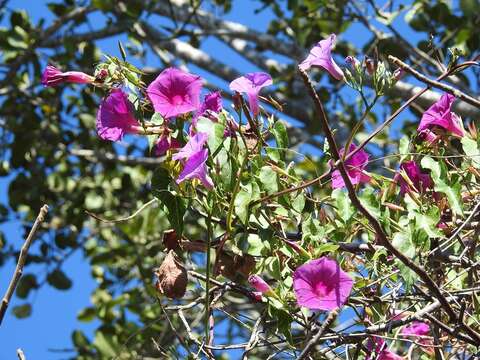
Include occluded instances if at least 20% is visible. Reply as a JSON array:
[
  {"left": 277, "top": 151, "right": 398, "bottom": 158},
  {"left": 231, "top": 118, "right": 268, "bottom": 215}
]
[{"left": 0, "top": 205, "right": 49, "bottom": 326}]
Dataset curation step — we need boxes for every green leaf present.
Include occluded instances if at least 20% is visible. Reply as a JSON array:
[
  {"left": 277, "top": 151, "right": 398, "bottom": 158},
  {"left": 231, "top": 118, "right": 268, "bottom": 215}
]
[
  {"left": 302, "top": 216, "right": 325, "bottom": 243},
  {"left": 332, "top": 189, "right": 354, "bottom": 222},
  {"left": 150, "top": 112, "right": 164, "bottom": 125},
  {"left": 147, "top": 134, "right": 157, "bottom": 153},
  {"left": 399, "top": 136, "right": 410, "bottom": 163},
  {"left": 258, "top": 166, "right": 278, "bottom": 194},
  {"left": 273, "top": 121, "right": 288, "bottom": 156},
  {"left": 461, "top": 137, "right": 480, "bottom": 168},
  {"left": 392, "top": 231, "right": 415, "bottom": 259},
  {"left": 93, "top": 332, "right": 118, "bottom": 357},
  {"left": 359, "top": 187, "right": 381, "bottom": 218},
  {"left": 414, "top": 208, "right": 441, "bottom": 239},
  {"left": 197, "top": 117, "right": 225, "bottom": 156},
  {"left": 151, "top": 168, "right": 186, "bottom": 234},
  {"left": 47, "top": 269, "right": 72, "bottom": 290},
  {"left": 78, "top": 307, "right": 96, "bottom": 322},
  {"left": 12, "top": 303, "right": 31, "bottom": 318},
  {"left": 234, "top": 182, "right": 260, "bottom": 224},
  {"left": 72, "top": 330, "right": 90, "bottom": 349},
  {"left": 15, "top": 274, "right": 38, "bottom": 299},
  {"left": 421, "top": 157, "right": 463, "bottom": 215}
]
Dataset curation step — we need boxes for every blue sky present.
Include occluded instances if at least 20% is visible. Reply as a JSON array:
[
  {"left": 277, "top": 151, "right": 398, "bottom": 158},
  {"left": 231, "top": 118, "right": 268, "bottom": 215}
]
[{"left": 0, "top": 1, "right": 431, "bottom": 359}]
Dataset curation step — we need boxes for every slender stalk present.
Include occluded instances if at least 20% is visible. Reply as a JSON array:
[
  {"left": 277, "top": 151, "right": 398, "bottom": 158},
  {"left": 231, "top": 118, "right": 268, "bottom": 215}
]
[
  {"left": 0, "top": 205, "right": 49, "bottom": 326},
  {"left": 389, "top": 55, "right": 480, "bottom": 109},
  {"left": 205, "top": 210, "right": 213, "bottom": 344}
]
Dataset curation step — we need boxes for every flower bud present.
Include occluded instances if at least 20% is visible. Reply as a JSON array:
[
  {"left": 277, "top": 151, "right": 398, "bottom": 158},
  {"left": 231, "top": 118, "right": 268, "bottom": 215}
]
[
  {"left": 248, "top": 275, "right": 272, "bottom": 294},
  {"left": 345, "top": 56, "right": 360, "bottom": 68},
  {"left": 41, "top": 64, "right": 95, "bottom": 87},
  {"left": 364, "top": 57, "right": 376, "bottom": 75},
  {"left": 154, "top": 251, "right": 188, "bottom": 299},
  {"left": 393, "top": 68, "right": 404, "bottom": 81},
  {"left": 155, "top": 133, "right": 181, "bottom": 156}
]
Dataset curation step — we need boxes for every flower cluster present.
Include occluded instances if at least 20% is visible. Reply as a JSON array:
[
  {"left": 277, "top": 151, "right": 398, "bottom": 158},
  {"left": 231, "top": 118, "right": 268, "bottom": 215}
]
[{"left": 41, "top": 31, "right": 473, "bottom": 358}]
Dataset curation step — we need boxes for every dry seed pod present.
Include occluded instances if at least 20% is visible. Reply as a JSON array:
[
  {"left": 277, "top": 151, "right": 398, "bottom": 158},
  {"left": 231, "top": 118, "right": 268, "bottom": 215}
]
[{"left": 154, "top": 250, "right": 188, "bottom": 299}]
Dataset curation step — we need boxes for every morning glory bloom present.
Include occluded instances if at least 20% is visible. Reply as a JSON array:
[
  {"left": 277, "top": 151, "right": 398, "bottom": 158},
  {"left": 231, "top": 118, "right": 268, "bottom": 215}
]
[
  {"left": 299, "top": 34, "right": 344, "bottom": 80},
  {"left": 418, "top": 93, "right": 464, "bottom": 137},
  {"left": 229, "top": 72, "right": 272, "bottom": 116},
  {"left": 155, "top": 133, "right": 181, "bottom": 156},
  {"left": 96, "top": 89, "right": 140, "bottom": 142},
  {"left": 366, "top": 338, "right": 402, "bottom": 360},
  {"left": 173, "top": 133, "right": 213, "bottom": 188},
  {"left": 147, "top": 67, "right": 203, "bottom": 119},
  {"left": 42, "top": 64, "right": 95, "bottom": 87},
  {"left": 190, "top": 91, "right": 223, "bottom": 134},
  {"left": 293, "top": 257, "right": 353, "bottom": 311},
  {"left": 248, "top": 275, "right": 272, "bottom": 294},
  {"left": 402, "top": 321, "right": 432, "bottom": 347},
  {"left": 173, "top": 132, "right": 208, "bottom": 161},
  {"left": 331, "top": 144, "right": 370, "bottom": 189},
  {"left": 395, "top": 161, "right": 432, "bottom": 195}
]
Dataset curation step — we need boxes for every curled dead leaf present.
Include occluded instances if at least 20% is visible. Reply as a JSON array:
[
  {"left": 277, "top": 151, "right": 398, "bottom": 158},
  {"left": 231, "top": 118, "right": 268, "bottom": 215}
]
[{"left": 154, "top": 250, "right": 188, "bottom": 299}]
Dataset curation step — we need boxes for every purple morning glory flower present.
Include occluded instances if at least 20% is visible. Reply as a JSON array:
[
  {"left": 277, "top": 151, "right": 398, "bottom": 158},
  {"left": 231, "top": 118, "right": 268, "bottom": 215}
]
[
  {"left": 155, "top": 133, "right": 181, "bottom": 156},
  {"left": 96, "top": 89, "right": 140, "bottom": 142},
  {"left": 331, "top": 144, "right": 371, "bottom": 189},
  {"left": 190, "top": 91, "right": 223, "bottom": 135},
  {"left": 293, "top": 257, "right": 353, "bottom": 311},
  {"left": 299, "top": 34, "right": 344, "bottom": 80},
  {"left": 176, "top": 149, "right": 213, "bottom": 188},
  {"left": 418, "top": 93, "right": 464, "bottom": 137},
  {"left": 42, "top": 64, "right": 94, "bottom": 87},
  {"left": 147, "top": 67, "right": 203, "bottom": 119},
  {"left": 229, "top": 72, "right": 272, "bottom": 116},
  {"left": 173, "top": 133, "right": 213, "bottom": 188},
  {"left": 394, "top": 161, "right": 432, "bottom": 195},
  {"left": 366, "top": 338, "right": 402, "bottom": 360},
  {"left": 248, "top": 275, "right": 272, "bottom": 294},
  {"left": 172, "top": 132, "right": 208, "bottom": 161},
  {"left": 402, "top": 321, "right": 432, "bottom": 347}
]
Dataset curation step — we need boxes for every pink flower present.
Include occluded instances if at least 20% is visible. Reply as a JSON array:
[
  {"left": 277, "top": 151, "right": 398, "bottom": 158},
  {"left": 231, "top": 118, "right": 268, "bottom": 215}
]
[
  {"left": 299, "top": 34, "right": 344, "bottom": 80},
  {"left": 418, "top": 93, "right": 464, "bottom": 137},
  {"left": 293, "top": 257, "right": 353, "bottom": 311},
  {"left": 402, "top": 321, "right": 432, "bottom": 347},
  {"left": 42, "top": 64, "right": 94, "bottom": 87},
  {"left": 229, "top": 72, "right": 272, "bottom": 116},
  {"left": 394, "top": 161, "right": 432, "bottom": 195},
  {"left": 147, "top": 67, "right": 203, "bottom": 119},
  {"left": 155, "top": 133, "right": 181, "bottom": 156},
  {"left": 190, "top": 91, "right": 223, "bottom": 134},
  {"left": 173, "top": 133, "right": 213, "bottom": 188},
  {"left": 331, "top": 144, "right": 370, "bottom": 189},
  {"left": 248, "top": 275, "right": 271, "bottom": 294},
  {"left": 96, "top": 89, "right": 140, "bottom": 141},
  {"left": 418, "top": 129, "right": 439, "bottom": 144},
  {"left": 366, "top": 338, "right": 402, "bottom": 360}
]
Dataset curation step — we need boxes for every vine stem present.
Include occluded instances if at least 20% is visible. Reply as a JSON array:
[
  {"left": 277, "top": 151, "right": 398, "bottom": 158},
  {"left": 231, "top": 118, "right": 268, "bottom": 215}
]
[{"left": 205, "top": 210, "right": 213, "bottom": 344}]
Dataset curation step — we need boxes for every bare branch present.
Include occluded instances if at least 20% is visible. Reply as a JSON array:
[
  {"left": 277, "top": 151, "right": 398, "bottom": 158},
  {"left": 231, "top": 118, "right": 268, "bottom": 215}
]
[{"left": 0, "top": 205, "right": 49, "bottom": 326}]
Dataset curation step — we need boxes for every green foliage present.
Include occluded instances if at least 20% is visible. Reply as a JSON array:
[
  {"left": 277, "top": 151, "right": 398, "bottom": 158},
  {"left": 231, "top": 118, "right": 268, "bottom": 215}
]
[{"left": 1, "top": 0, "right": 480, "bottom": 358}]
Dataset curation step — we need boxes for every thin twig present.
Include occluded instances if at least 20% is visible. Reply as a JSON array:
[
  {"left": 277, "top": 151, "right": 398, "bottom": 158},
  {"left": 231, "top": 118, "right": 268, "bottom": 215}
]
[
  {"left": 0, "top": 205, "right": 49, "bottom": 326},
  {"left": 16, "top": 349, "right": 26, "bottom": 360},
  {"left": 296, "top": 309, "right": 340, "bottom": 360},
  {"left": 389, "top": 56, "right": 480, "bottom": 110},
  {"left": 85, "top": 198, "right": 158, "bottom": 223}
]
